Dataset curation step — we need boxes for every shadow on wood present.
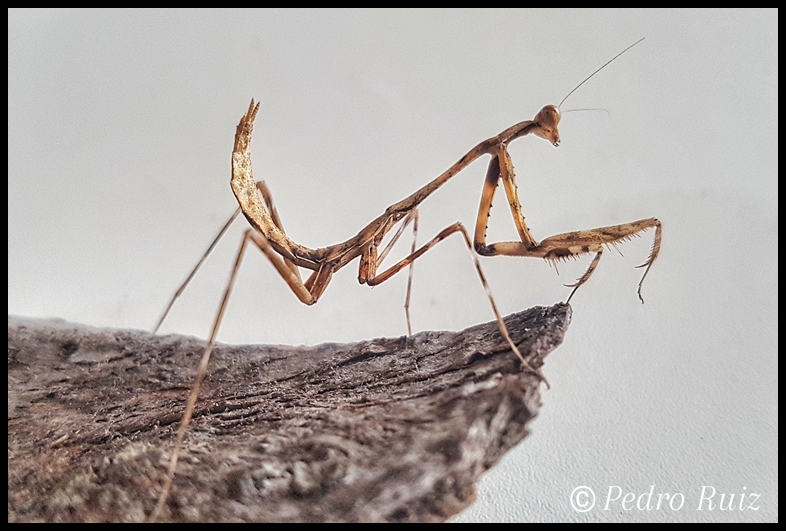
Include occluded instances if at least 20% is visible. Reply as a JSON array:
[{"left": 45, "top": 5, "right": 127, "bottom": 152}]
[{"left": 8, "top": 303, "right": 571, "bottom": 522}]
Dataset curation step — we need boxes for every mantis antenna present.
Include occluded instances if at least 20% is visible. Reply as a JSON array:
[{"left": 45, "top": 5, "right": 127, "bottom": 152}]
[{"left": 559, "top": 37, "right": 645, "bottom": 109}]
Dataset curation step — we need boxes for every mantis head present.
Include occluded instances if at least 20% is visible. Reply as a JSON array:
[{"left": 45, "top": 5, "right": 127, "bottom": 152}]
[
  {"left": 537, "top": 37, "right": 645, "bottom": 150},
  {"left": 532, "top": 105, "right": 561, "bottom": 147}
]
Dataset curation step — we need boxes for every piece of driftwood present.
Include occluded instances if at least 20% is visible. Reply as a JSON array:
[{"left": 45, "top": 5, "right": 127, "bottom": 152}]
[{"left": 8, "top": 303, "right": 571, "bottom": 522}]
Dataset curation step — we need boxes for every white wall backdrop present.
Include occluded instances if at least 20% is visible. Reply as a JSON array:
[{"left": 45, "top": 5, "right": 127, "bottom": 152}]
[{"left": 9, "top": 9, "right": 777, "bottom": 522}]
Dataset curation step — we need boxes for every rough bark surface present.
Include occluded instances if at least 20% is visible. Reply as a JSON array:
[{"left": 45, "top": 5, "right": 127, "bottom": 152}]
[{"left": 8, "top": 303, "right": 571, "bottom": 522}]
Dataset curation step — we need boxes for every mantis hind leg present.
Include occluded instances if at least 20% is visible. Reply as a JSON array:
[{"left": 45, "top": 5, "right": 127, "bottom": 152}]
[
  {"left": 153, "top": 208, "right": 242, "bottom": 334},
  {"left": 150, "top": 225, "right": 334, "bottom": 520},
  {"left": 154, "top": 180, "right": 305, "bottom": 334}
]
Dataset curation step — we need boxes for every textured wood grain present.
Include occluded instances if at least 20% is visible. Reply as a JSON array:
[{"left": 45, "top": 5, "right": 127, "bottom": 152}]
[{"left": 8, "top": 303, "right": 570, "bottom": 522}]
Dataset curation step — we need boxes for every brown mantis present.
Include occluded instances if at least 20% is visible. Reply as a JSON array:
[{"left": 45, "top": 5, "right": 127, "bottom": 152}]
[{"left": 150, "top": 38, "right": 661, "bottom": 519}]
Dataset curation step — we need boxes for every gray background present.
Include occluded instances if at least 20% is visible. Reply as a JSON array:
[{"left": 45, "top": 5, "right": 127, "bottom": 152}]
[{"left": 8, "top": 9, "right": 777, "bottom": 522}]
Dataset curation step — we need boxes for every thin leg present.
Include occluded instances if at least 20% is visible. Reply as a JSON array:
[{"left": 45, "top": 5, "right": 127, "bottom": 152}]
[
  {"left": 154, "top": 178, "right": 309, "bottom": 335},
  {"left": 367, "top": 222, "right": 548, "bottom": 386},
  {"left": 375, "top": 210, "right": 419, "bottom": 336},
  {"left": 149, "top": 226, "right": 337, "bottom": 520},
  {"left": 151, "top": 229, "right": 252, "bottom": 520},
  {"left": 229, "top": 180, "right": 341, "bottom": 305},
  {"left": 153, "top": 208, "right": 242, "bottom": 334},
  {"left": 300, "top": 262, "right": 334, "bottom": 302},
  {"left": 377, "top": 209, "right": 418, "bottom": 265},
  {"left": 246, "top": 229, "right": 325, "bottom": 305},
  {"left": 404, "top": 211, "right": 418, "bottom": 336}
]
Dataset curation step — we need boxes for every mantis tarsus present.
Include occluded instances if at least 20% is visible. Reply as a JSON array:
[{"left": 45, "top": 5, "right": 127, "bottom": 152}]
[{"left": 150, "top": 38, "right": 661, "bottom": 519}]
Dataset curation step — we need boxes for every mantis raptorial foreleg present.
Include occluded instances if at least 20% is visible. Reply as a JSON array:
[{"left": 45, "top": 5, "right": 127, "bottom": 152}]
[{"left": 473, "top": 143, "right": 662, "bottom": 303}]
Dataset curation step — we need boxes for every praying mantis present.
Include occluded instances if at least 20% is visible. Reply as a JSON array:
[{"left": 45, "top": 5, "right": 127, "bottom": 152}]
[{"left": 150, "top": 38, "right": 661, "bottom": 519}]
